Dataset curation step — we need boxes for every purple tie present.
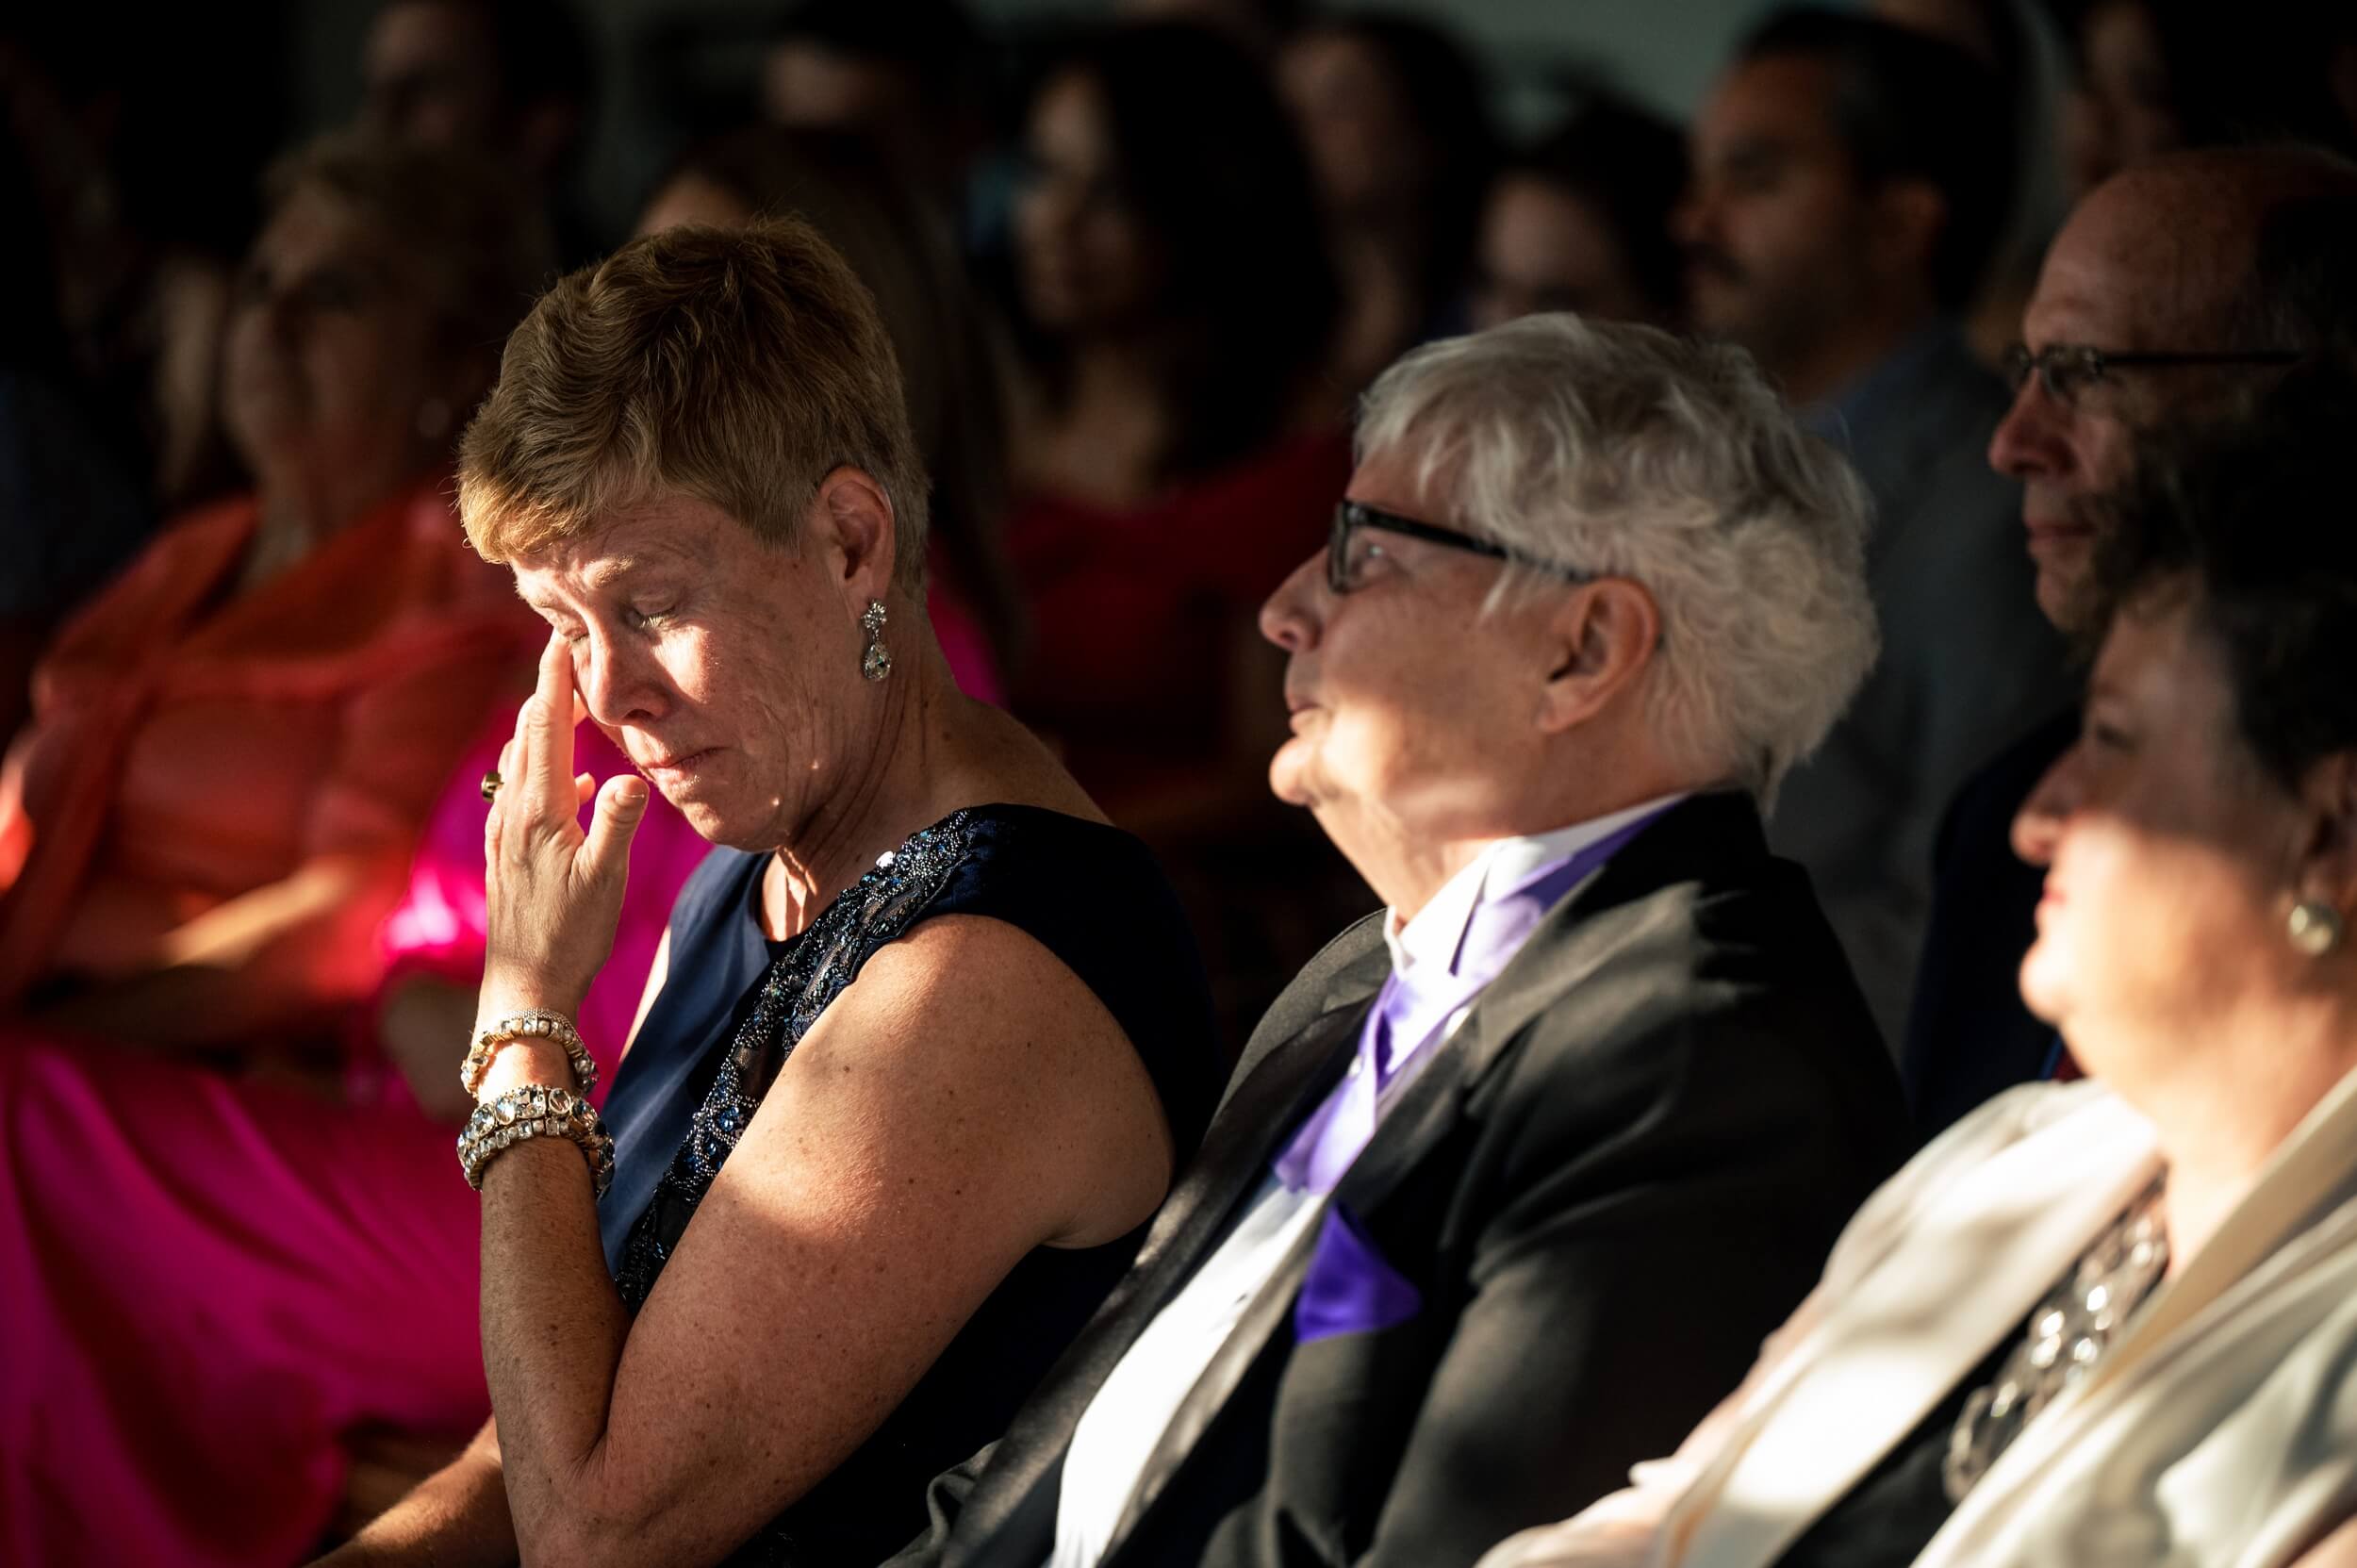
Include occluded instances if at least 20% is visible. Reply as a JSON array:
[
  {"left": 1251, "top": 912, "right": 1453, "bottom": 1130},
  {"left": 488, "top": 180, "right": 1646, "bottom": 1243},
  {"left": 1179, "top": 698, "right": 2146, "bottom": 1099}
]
[{"left": 1273, "top": 809, "right": 1670, "bottom": 1195}]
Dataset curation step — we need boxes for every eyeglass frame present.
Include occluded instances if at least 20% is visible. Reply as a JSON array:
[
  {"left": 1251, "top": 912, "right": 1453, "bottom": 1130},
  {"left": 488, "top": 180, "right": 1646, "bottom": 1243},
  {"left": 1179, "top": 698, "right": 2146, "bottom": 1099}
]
[
  {"left": 2001, "top": 342, "right": 2302, "bottom": 406},
  {"left": 1327, "top": 500, "right": 1591, "bottom": 596}
]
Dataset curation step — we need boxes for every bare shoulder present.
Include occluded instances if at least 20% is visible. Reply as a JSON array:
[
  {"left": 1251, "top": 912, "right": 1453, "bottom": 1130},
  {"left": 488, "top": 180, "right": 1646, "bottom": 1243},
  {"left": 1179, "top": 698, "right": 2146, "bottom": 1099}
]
[{"left": 766, "top": 912, "right": 1175, "bottom": 1247}]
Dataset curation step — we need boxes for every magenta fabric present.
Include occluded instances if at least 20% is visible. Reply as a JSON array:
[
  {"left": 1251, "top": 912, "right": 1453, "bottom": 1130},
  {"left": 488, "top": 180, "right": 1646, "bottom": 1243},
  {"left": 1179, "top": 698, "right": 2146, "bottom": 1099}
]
[
  {"left": 0, "top": 587, "right": 1006, "bottom": 1565},
  {"left": 0, "top": 1029, "right": 484, "bottom": 1567},
  {"left": 359, "top": 716, "right": 714, "bottom": 1106}
]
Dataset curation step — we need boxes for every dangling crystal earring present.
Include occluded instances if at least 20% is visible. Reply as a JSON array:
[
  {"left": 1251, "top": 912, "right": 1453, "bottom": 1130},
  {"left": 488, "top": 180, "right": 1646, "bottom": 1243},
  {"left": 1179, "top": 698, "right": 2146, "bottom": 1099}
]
[
  {"left": 860, "top": 599, "right": 892, "bottom": 681},
  {"left": 2289, "top": 899, "right": 2345, "bottom": 956}
]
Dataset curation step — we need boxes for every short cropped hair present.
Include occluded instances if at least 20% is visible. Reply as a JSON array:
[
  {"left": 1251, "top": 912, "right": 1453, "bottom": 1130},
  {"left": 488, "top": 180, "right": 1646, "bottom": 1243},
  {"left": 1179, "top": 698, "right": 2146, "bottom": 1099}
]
[
  {"left": 458, "top": 218, "right": 928, "bottom": 591},
  {"left": 1738, "top": 7, "right": 2016, "bottom": 311},
  {"left": 1358, "top": 314, "right": 1878, "bottom": 805},
  {"left": 2089, "top": 358, "right": 2357, "bottom": 793}
]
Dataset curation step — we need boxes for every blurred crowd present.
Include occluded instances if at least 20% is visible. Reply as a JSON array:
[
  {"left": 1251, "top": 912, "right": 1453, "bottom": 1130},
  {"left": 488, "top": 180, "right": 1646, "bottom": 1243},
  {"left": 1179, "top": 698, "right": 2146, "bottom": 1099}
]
[{"left": 8, "top": 0, "right": 2357, "bottom": 1561}]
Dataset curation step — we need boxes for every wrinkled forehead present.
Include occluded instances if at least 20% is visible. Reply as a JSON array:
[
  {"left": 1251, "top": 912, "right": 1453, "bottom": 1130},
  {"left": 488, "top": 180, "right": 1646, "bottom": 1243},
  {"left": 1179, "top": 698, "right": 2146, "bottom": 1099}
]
[
  {"left": 509, "top": 495, "right": 738, "bottom": 595},
  {"left": 2032, "top": 175, "right": 2259, "bottom": 349}
]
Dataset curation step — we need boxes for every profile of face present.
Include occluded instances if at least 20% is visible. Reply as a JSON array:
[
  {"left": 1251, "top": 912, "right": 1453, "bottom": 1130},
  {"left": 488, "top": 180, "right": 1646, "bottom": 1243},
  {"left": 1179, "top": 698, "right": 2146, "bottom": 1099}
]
[
  {"left": 1675, "top": 55, "right": 1875, "bottom": 370},
  {"left": 1471, "top": 173, "right": 1656, "bottom": 329},
  {"left": 221, "top": 181, "right": 467, "bottom": 495},
  {"left": 1277, "top": 31, "right": 1420, "bottom": 218},
  {"left": 1259, "top": 449, "right": 1572, "bottom": 856},
  {"left": 361, "top": 0, "right": 505, "bottom": 151},
  {"left": 1014, "top": 71, "right": 1164, "bottom": 336},
  {"left": 2062, "top": 0, "right": 2178, "bottom": 199},
  {"left": 508, "top": 491, "right": 881, "bottom": 852},
  {"left": 1986, "top": 175, "right": 2232, "bottom": 629},
  {"left": 2012, "top": 590, "right": 2312, "bottom": 1073}
]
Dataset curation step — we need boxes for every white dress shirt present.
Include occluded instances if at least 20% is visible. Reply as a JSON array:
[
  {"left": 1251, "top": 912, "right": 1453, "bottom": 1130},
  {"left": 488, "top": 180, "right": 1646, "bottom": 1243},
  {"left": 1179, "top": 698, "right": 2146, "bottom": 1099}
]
[{"left": 1047, "top": 796, "right": 1687, "bottom": 1567}]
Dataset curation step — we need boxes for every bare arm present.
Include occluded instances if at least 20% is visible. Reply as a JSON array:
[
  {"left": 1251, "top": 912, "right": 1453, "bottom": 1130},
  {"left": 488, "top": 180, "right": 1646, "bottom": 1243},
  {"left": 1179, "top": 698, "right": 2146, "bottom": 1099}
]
[
  {"left": 321, "top": 925, "right": 680, "bottom": 1562},
  {"left": 311, "top": 1420, "right": 515, "bottom": 1568},
  {"left": 475, "top": 914, "right": 1173, "bottom": 1568}
]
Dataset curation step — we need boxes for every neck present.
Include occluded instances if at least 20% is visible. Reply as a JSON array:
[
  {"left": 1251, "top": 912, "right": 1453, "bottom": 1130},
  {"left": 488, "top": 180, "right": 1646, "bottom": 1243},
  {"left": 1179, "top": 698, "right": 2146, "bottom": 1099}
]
[
  {"left": 1764, "top": 294, "right": 1937, "bottom": 410},
  {"left": 2094, "top": 990, "right": 2357, "bottom": 1274},
  {"left": 757, "top": 628, "right": 980, "bottom": 942},
  {"left": 1365, "top": 765, "right": 1697, "bottom": 924},
  {"left": 251, "top": 450, "right": 428, "bottom": 571},
  {"left": 1065, "top": 341, "right": 1170, "bottom": 420}
]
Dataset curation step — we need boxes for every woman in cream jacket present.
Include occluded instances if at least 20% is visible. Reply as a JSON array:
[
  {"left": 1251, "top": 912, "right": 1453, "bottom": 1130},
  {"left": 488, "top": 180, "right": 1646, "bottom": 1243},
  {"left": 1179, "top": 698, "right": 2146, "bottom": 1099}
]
[{"left": 1483, "top": 384, "right": 2357, "bottom": 1568}]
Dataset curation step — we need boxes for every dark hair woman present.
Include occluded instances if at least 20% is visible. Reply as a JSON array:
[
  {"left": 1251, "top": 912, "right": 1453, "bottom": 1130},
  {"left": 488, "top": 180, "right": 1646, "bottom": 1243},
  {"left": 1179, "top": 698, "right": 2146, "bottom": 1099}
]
[
  {"left": 1002, "top": 22, "right": 1345, "bottom": 823},
  {"left": 1279, "top": 9, "right": 1497, "bottom": 394}
]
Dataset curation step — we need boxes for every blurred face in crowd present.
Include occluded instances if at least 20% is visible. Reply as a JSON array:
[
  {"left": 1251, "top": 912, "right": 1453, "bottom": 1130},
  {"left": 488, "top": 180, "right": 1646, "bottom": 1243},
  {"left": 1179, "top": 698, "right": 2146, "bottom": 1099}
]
[
  {"left": 1986, "top": 170, "right": 2243, "bottom": 628},
  {"left": 761, "top": 43, "right": 917, "bottom": 137},
  {"left": 1260, "top": 448, "right": 1582, "bottom": 881},
  {"left": 2062, "top": 0, "right": 2178, "bottom": 199},
  {"left": 636, "top": 173, "right": 754, "bottom": 237},
  {"left": 362, "top": 0, "right": 504, "bottom": 151},
  {"left": 1014, "top": 70, "right": 1164, "bottom": 336},
  {"left": 2012, "top": 588, "right": 2307, "bottom": 1083},
  {"left": 1471, "top": 173, "right": 1658, "bottom": 329},
  {"left": 1676, "top": 55, "right": 1877, "bottom": 377},
  {"left": 222, "top": 180, "right": 470, "bottom": 501},
  {"left": 1278, "top": 30, "right": 1422, "bottom": 219}
]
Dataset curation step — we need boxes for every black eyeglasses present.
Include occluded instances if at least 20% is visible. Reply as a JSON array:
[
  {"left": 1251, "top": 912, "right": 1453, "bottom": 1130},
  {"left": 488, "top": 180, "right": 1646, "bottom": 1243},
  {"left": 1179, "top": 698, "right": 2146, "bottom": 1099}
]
[
  {"left": 2002, "top": 342, "right": 2302, "bottom": 407},
  {"left": 1327, "top": 501, "right": 1590, "bottom": 595}
]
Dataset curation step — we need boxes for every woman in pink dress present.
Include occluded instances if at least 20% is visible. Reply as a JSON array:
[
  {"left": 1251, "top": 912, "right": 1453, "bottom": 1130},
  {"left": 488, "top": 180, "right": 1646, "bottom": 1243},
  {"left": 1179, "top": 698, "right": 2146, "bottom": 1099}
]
[
  {"left": 0, "top": 136, "right": 558, "bottom": 1566},
  {"left": 0, "top": 130, "right": 1014, "bottom": 1567}
]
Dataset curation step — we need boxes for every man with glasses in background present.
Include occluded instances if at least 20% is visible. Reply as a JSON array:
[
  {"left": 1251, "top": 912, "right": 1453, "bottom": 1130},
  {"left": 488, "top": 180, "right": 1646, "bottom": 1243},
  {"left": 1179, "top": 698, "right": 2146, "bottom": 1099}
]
[
  {"left": 1904, "top": 145, "right": 2357, "bottom": 1135},
  {"left": 882, "top": 315, "right": 1909, "bottom": 1568}
]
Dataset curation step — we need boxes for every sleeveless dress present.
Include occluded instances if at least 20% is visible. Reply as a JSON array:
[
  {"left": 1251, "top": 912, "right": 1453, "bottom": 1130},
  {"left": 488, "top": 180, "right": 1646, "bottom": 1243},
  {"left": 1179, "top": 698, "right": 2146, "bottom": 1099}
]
[{"left": 596, "top": 803, "right": 1218, "bottom": 1566}]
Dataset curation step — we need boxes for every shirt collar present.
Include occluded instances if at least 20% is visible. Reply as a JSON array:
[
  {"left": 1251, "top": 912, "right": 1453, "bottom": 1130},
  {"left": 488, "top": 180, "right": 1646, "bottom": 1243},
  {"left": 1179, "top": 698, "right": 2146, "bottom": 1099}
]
[{"left": 1382, "top": 792, "right": 1691, "bottom": 977}]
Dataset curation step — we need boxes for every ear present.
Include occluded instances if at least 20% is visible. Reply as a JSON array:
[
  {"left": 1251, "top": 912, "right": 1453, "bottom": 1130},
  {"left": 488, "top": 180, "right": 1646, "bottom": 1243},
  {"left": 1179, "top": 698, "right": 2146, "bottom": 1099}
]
[
  {"left": 806, "top": 465, "right": 899, "bottom": 606},
  {"left": 2293, "top": 751, "right": 2357, "bottom": 915},
  {"left": 1868, "top": 177, "right": 1947, "bottom": 281},
  {"left": 1534, "top": 578, "right": 1661, "bottom": 736}
]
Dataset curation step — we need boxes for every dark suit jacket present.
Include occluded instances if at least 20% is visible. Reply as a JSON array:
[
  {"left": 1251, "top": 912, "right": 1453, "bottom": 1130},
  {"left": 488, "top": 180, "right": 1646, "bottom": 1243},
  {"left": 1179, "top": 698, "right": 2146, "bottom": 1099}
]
[
  {"left": 886, "top": 794, "right": 1907, "bottom": 1568},
  {"left": 1770, "top": 326, "right": 2065, "bottom": 1045},
  {"left": 1902, "top": 706, "right": 2078, "bottom": 1139}
]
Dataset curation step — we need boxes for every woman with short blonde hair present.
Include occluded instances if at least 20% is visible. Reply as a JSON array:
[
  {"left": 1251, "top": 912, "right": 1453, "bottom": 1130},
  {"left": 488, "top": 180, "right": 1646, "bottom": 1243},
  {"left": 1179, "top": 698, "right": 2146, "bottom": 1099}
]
[{"left": 321, "top": 218, "right": 1217, "bottom": 1567}]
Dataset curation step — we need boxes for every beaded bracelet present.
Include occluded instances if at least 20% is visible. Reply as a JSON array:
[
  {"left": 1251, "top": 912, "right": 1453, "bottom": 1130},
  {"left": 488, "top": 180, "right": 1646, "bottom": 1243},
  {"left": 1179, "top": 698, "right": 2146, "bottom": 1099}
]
[
  {"left": 460, "top": 1010, "right": 596, "bottom": 1101},
  {"left": 457, "top": 1083, "right": 616, "bottom": 1197}
]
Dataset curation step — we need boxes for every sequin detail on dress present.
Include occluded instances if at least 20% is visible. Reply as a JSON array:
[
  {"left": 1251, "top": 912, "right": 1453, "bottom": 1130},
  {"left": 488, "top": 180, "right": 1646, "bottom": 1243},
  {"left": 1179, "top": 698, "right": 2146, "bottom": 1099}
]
[{"left": 612, "top": 812, "right": 981, "bottom": 1311}]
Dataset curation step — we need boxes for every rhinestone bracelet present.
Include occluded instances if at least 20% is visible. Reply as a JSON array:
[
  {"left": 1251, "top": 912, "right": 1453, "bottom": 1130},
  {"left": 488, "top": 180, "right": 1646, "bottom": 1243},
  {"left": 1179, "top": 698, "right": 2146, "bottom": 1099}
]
[
  {"left": 460, "top": 1010, "right": 596, "bottom": 1101},
  {"left": 457, "top": 1083, "right": 616, "bottom": 1197}
]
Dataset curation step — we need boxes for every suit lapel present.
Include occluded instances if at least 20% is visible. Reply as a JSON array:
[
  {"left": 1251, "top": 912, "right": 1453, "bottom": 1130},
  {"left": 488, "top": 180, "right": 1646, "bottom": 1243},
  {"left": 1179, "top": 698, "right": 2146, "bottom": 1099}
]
[
  {"left": 948, "top": 981, "right": 1378, "bottom": 1564},
  {"left": 1096, "top": 800, "right": 1767, "bottom": 1559}
]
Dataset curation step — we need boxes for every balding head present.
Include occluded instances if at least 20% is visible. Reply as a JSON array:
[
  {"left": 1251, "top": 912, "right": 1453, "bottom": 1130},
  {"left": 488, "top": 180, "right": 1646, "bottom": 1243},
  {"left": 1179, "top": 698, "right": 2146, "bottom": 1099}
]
[{"left": 1988, "top": 145, "right": 2357, "bottom": 628}]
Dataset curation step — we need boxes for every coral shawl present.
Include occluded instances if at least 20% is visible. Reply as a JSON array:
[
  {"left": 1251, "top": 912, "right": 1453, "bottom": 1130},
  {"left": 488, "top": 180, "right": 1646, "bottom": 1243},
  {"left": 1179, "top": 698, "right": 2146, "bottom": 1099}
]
[{"left": 0, "top": 478, "right": 533, "bottom": 1011}]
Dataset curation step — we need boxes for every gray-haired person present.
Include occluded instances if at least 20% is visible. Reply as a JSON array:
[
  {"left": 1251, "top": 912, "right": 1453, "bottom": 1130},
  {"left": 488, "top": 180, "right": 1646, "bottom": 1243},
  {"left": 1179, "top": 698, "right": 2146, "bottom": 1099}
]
[{"left": 884, "top": 315, "right": 1909, "bottom": 1568}]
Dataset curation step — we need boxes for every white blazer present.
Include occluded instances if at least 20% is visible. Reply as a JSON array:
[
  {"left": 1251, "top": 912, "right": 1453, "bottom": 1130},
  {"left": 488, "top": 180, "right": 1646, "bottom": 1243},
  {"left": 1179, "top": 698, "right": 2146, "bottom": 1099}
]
[{"left": 1481, "top": 1071, "right": 2357, "bottom": 1568}]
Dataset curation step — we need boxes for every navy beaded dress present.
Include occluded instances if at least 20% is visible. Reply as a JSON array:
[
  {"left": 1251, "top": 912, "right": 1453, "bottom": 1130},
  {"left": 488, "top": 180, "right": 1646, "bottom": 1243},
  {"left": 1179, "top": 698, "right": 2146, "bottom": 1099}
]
[{"left": 594, "top": 804, "right": 1217, "bottom": 1567}]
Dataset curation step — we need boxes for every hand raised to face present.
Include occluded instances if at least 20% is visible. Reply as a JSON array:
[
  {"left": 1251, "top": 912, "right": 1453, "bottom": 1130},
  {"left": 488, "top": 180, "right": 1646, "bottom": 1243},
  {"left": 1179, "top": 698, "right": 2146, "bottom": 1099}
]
[{"left": 481, "top": 631, "right": 652, "bottom": 1032}]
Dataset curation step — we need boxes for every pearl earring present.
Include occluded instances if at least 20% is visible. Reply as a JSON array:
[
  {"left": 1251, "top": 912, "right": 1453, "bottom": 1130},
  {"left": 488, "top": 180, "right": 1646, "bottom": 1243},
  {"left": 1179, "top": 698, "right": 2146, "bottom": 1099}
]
[{"left": 2289, "top": 900, "right": 2345, "bottom": 957}]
